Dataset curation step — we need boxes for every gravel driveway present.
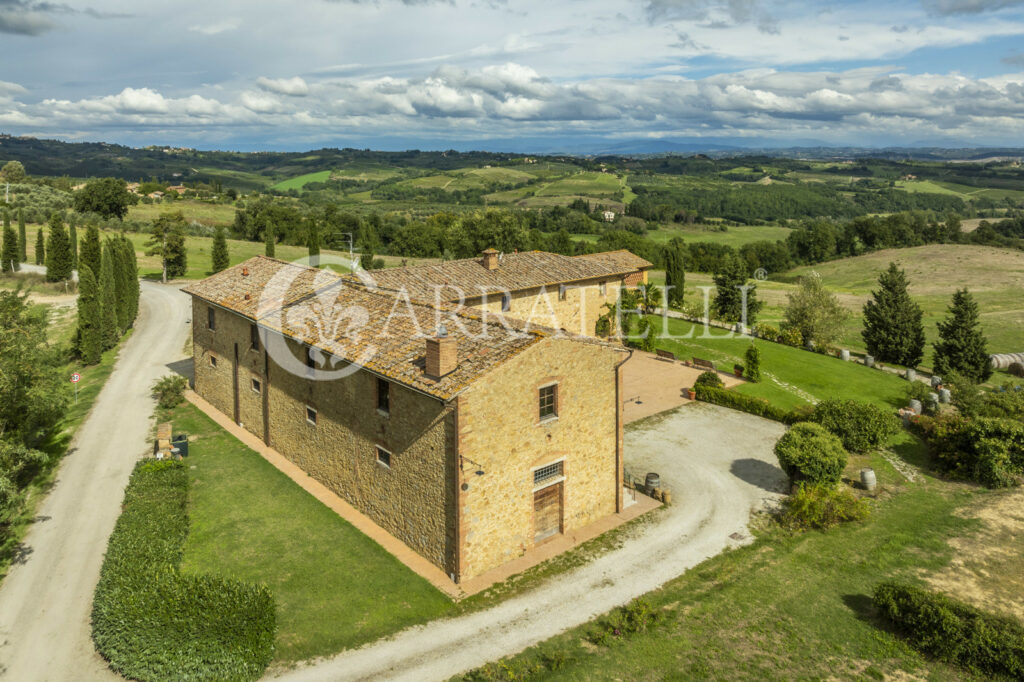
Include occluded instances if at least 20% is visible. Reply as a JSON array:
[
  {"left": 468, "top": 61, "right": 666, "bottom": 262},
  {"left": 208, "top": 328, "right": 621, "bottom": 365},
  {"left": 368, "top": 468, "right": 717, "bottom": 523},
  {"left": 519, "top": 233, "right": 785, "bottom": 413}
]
[{"left": 273, "top": 402, "right": 788, "bottom": 682}]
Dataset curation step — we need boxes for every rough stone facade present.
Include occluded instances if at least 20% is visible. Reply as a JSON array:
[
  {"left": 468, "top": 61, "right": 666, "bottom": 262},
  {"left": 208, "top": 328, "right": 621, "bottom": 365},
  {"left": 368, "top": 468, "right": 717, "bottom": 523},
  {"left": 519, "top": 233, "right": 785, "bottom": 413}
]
[{"left": 467, "top": 278, "right": 621, "bottom": 337}]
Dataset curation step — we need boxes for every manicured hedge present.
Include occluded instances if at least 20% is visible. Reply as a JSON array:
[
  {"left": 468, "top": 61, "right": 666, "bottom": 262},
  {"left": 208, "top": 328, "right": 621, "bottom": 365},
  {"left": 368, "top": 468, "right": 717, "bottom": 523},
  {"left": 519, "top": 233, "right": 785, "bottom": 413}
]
[
  {"left": 694, "top": 384, "right": 799, "bottom": 423},
  {"left": 92, "top": 460, "right": 276, "bottom": 682},
  {"left": 774, "top": 422, "right": 848, "bottom": 485},
  {"left": 809, "top": 399, "right": 900, "bottom": 453},
  {"left": 873, "top": 582, "right": 1024, "bottom": 678}
]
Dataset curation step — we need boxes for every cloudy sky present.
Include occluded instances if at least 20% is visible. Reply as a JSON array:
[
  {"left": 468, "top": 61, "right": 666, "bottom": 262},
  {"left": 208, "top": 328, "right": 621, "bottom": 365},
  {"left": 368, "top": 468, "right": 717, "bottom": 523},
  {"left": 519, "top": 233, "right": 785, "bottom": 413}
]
[{"left": 2, "top": 0, "right": 1024, "bottom": 151}]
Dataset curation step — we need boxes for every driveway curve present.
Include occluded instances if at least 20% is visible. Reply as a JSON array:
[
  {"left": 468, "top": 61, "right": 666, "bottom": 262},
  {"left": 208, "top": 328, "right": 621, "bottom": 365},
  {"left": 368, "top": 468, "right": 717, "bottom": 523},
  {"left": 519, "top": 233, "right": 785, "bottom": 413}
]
[
  {"left": 274, "top": 403, "right": 788, "bottom": 682},
  {"left": 0, "top": 281, "right": 190, "bottom": 681}
]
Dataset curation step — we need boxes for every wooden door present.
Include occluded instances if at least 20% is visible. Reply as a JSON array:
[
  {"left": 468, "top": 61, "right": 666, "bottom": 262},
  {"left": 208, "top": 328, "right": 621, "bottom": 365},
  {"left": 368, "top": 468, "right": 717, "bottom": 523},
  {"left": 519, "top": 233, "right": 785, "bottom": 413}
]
[{"left": 533, "top": 483, "right": 562, "bottom": 543}]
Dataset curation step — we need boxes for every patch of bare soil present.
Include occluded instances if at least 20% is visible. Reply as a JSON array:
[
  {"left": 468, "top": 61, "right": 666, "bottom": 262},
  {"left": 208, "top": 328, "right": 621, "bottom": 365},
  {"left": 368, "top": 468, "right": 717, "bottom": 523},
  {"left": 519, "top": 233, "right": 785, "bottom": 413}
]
[{"left": 923, "top": 487, "right": 1024, "bottom": 620}]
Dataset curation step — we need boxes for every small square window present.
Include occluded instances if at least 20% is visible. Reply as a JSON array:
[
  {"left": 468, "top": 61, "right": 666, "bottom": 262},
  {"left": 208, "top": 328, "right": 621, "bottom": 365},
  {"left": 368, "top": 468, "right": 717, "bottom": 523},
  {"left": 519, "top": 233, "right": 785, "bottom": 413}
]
[
  {"left": 599, "top": 281, "right": 607, "bottom": 296},
  {"left": 501, "top": 292, "right": 511, "bottom": 312},
  {"left": 251, "top": 378, "right": 261, "bottom": 394},
  {"left": 376, "top": 446, "right": 391, "bottom": 468},
  {"left": 539, "top": 384, "right": 558, "bottom": 421},
  {"left": 209, "top": 355, "right": 218, "bottom": 368},
  {"left": 207, "top": 307, "right": 216, "bottom": 330},
  {"left": 558, "top": 284, "right": 567, "bottom": 301},
  {"left": 306, "top": 406, "right": 317, "bottom": 425},
  {"left": 377, "top": 377, "right": 390, "bottom": 414},
  {"left": 250, "top": 323, "right": 259, "bottom": 351}
]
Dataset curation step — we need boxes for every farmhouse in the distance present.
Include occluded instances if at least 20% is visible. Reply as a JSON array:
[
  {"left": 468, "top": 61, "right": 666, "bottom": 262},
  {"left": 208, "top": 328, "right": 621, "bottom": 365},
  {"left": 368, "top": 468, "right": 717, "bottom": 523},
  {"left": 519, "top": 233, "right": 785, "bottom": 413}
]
[
  {"left": 360, "top": 249, "right": 652, "bottom": 337},
  {"left": 183, "top": 256, "right": 632, "bottom": 583}
]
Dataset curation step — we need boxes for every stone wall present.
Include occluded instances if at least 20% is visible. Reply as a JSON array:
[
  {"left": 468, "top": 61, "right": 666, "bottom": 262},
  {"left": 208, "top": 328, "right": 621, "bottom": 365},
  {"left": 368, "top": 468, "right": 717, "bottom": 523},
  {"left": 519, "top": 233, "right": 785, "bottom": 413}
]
[
  {"left": 455, "top": 337, "right": 624, "bottom": 578},
  {"left": 467, "top": 277, "right": 622, "bottom": 336}
]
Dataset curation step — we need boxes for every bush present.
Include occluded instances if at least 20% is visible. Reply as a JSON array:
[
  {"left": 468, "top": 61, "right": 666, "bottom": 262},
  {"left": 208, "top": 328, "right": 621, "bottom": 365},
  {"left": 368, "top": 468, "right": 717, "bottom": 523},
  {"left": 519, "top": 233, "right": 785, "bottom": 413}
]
[
  {"left": 809, "top": 399, "right": 900, "bottom": 453},
  {"left": 694, "top": 384, "right": 798, "bottom": 423},
  {"left": 587, "top": 598, "right": 663, "bottom": 646},
  {"left": 752, "top": 323, "right": 779, "bottom": 342},
  {"left": 745, "top": 343, "right": 761, "bottom": 382},
  {"left": 777, "top": 482, "right": 870, "bottom": 530},
  {"left": 913, "top": 414, "right": 1024, "bottom": 487},
  {"left": 774, "top": 422, "right": 848, "bottom": 485},
  {"left": 694, "top": 370, "right": 724, "bottom": 389},
  {"left": 1009, "top": 362, "right": 1024, "bottom": 378},
  {"left": 153, "top": 375, "right": 188, "bottom": 409},
  {"left": 873, "top": 582, "right": 1024, "bottom": 678},
  {"left": 92, "top": 460, "right": 276, "bottom": 682},
  {"left": 778, "top": 326, "right": 803, "bottom": 347}
]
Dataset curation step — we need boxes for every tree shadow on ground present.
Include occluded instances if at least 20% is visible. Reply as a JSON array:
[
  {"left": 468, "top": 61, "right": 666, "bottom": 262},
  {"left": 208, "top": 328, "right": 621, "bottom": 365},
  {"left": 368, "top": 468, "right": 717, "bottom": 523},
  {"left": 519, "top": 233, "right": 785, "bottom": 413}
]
[{"left": 730, "top": 458, "right": 788, "bottom": 493}]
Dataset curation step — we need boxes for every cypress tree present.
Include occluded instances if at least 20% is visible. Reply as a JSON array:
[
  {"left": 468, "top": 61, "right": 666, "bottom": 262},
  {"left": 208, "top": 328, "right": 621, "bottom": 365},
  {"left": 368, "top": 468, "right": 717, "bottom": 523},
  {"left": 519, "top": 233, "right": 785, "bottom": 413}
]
[
  {"left": 99, "top": 240, "right": 119, "bottom": 349},
  {"left": 862, "top": 262, "right": 925, "bottom": 367},
  {"left": 79, "top": 225, "right": 102, "bottom": 279},
  {"left": 664, "top": 237, "right": 686, "bottom": 308},
  {"left": 264, "top": 221, "right": 275, "bottom": 258},
  {"left": 933, "top": 288, "right": 992, "bottom": 383},
  {"left": 17, "top": 209, "right": 27, "bottom": 263},
  {"left": 211, "top": 226, "right": 229, "bottom": 273},
  {"left": 121, "top": 235, "right": 139, "bottom": 325},
  {"left": 307, "top": 220, "right": 320, "bottom": 266},
  {"left": 713, "top": 254, "right": 762, "bottom": 325},
  {"left": 45, "top": 213, "right": 73, "bottom": 282},
  {"left": 76, "top": 264, "right": 103, "bottom": 365},
  {"left": 112, "top": 237, "right": 130, "bottom": 332},
  {"left": 35, "top": 226, "right": 45, "bottom": 265},
  {"left": 1, "top": 210, "right": 17, "bottom": 273},
  {"left": 69, "top": 218, "right": 78, "bottom": 270}
]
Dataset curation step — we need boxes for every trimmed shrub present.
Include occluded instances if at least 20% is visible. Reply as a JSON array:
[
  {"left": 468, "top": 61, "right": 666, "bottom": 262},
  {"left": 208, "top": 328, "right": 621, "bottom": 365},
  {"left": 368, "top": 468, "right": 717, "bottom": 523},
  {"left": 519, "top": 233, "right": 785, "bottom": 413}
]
[
  {"left": 774, "top": 422, "right": 848, "bottom": 485},
  {"left": 777, "top": 482, "right": 869, "bottom": 530},
  {"left": 694, "top": 384, "right": 797, "bottom": 423},
  {"left": 745, "top": 343, "right": 761, "bottom": 382},
  {"left": 809, "top": 399, "right": 900, "bottom": 453},
  {"left": 694, "top": 370, "right": 724, "bottom": 389},
  {"left": 92, "top": 460, "right": 276, "bottom": 682},
  {"left": 873, "top": 582, "right": 1024, "bottom": 679},
  {"left": 153, "top": 375, "right": 189, "bottom": 409}
]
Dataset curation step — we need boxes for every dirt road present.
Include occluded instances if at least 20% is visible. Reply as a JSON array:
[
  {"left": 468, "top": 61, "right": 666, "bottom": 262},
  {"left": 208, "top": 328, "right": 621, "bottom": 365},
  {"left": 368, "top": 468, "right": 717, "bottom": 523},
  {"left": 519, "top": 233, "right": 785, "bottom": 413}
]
[
  {"left": 0, "top": 282, "right": 190, "bottom": 681},
  {"left": 273, "top": 403, "right": 788, "bottom": 682}
]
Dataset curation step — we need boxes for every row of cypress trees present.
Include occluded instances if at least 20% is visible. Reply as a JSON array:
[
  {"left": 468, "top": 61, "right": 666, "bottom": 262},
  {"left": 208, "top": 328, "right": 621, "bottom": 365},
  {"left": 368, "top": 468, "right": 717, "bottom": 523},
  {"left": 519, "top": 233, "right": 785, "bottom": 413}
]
[{"left": 74, "top": 228, "right": 140, "bottom": 365}]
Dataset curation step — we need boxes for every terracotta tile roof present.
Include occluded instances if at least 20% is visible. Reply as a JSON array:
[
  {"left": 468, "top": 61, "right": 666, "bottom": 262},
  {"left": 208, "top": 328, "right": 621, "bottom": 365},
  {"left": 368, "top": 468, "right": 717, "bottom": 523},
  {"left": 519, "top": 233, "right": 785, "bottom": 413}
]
[
  {"left": 356, "top": 250, "right": 647, "bottom": 302},
  {"left": 183, "top": 256, "right": 555, "bottom": 400},
  {"left": 575, "top": 250, "right": 653, "bottom": 272}
]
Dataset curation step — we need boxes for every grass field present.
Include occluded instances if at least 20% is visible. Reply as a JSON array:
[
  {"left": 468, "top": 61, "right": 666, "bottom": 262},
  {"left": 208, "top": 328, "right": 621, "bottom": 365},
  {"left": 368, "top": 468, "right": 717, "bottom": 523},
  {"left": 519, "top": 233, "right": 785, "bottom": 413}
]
[
  {"left": 127, "top": 200, "right": 237, "bottom": 227},
  {"left": 577, "top": 223, "right": 792, "bottom": 249},
  {"left": 272, "top": 170, "right": 332, "bottom": 191},
  {"left": 172, "top": 402, "right": 453, "bottom": 662},
  {"left": 534, "top": 171, "right": 622, "bottom": 197}
]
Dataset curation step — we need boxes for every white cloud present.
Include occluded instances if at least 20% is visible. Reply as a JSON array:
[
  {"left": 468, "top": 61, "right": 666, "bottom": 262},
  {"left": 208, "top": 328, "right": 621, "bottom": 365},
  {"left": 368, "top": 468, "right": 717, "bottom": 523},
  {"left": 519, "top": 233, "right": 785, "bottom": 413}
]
[
  {"left": 256, "top": 76, "right": 310, "bottom": 96},
  {"left": 187, "top": 19, "right": 240, "bottom": 35}
]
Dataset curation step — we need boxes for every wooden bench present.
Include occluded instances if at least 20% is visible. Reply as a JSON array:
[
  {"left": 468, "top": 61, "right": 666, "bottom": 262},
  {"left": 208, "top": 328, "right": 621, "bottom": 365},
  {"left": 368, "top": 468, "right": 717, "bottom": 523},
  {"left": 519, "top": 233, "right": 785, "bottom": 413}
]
[
  {"left": 692, "top": 357, "right": 716, "bottom": 371},
  {"left": 655, "top": 349, "right": 676, "bottom": 362}
]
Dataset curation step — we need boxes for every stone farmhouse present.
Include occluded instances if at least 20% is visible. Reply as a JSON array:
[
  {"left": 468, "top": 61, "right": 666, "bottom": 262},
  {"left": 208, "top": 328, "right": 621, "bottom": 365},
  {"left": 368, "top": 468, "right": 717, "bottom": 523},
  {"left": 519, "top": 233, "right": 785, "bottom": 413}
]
[
  {"left": 360, "top": 249, "right": 652, "bottom": 337},
  {"left": 183, "top": 255, "right": 634, "bottom": 583}
]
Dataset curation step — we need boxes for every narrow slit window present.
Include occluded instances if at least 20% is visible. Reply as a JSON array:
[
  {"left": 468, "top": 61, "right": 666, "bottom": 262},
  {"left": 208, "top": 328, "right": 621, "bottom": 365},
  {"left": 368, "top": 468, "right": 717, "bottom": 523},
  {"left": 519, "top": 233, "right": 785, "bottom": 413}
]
[
  {"left": 250, "top": 323, "right": 259, "bottom": 351},
  {"left": 534, "top": 461, "right": 563, "bottom": 486},
  {"left": 539, "top": 384, "right": 558, "bottom": 420},
  {"left": 376, "top": 446, "right": 391, "bottom": 468},
  {"left": 305, "top": 346, "right": 316, "bottom": 369},
  {"left": 501, "top": 292, "right": 511, "bottom": 312},
  {"left": 251, "top": 378, "right": 261, "bottom": 394},
  {"left": 558, "top": 284, "right": 567, "bottom": 301},
  {"left": 207, "top": 306, "right": 216, "bottom": 330},
  {"left": 306, "top": 406, "right": 317, "bottom": 425},
  {"left": 377, "top": 378, "right": 390, "bottom": 414},
  {"left": 599, "top": 281, "right": 607, "bottom": 296},
  {"left": 209, "top": 355, "right": 217, "bottom": 368}
]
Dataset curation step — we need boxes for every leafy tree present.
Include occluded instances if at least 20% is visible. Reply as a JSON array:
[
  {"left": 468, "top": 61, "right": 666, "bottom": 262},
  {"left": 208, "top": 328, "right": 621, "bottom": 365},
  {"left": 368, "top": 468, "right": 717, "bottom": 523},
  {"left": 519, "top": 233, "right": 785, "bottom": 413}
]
[
  {"left": 0, "top": 160, "right": 26, "bottom": 183},
  {"left": 933, "top": 289, "right": 992, "bottom": 383},
  {"left": 307, "top": 220, "right": 321, "bottom": 266},
  {"left": 75, "top": 265, "right": 103, "bottom": 364},
  {"left": 146, "top": 212, "right": 188, "bottom": 282},
  {"left": 638, "top": 283, "right": 662, "bottom": 314},
  {"left": 79, "top": 225, "right": 102, "bottom": 279},
  {"left": 99, "top": 241, "right": 119, "bottom": 349},
  {"left": 745, "top": 343, "right": 761, "bottom": 382},
  {"left": 1, "top": 210, "right": 17, "bottom": 273},
  {"left": 34, "top": 226, "right": 45, "bottom": 265},
  {"left": 861, "top": 262, "right": 924, "bottom": 367},
  {"left": 17, "top": 210, "right": 27, "bottom": 263},
  {"left": 783, "top": 272, "right": 849, "bottom": 348},
  {"left": 664, "top": 237, "right": 686, "bottom": 308},
  {"left": 713, "top": 254, "right": 762, "bottom": 325},
  {"left": 72, "top": 178, "right": 132, "bottom": 220},
  {"left": 211, "top": 226, "right": 229, "bottom": 273},
  {"left": 45, "top": 213, "right": 73, "bottom": 282}
]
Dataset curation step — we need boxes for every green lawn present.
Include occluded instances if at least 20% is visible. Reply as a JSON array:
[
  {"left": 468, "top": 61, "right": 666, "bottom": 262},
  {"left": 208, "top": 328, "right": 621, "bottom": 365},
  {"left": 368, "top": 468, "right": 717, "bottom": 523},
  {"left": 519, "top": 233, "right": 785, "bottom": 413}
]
[
  {"left": 271, "top": 170, "right": 332, "bottom": 191},
  {"left": 127, "top": 200, "right": 237, "bottom": 227},
  {"left": 576, "top": 224, "right": 792, "bottom": 250},
  {"left": 173, "top": 402, "right": 454, "bottom": 662},
  {"left": 535, "top": 172, "right": 622, "bottom": 197}
]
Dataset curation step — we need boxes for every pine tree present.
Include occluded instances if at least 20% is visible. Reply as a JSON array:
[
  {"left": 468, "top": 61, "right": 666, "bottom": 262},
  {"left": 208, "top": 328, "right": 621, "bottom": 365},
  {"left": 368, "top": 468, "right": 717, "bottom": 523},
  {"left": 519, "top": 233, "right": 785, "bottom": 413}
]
[
  {"left": 211, "top": 226, "right": 229, "bottom": 273},
  {"left": 45, "top": 214, "right": 73, "bottom": 282},
  {"left": 69, "top": 218, "right": 78, "bottom": 270},
  {"left": 98, "top": 240, "right": 119, "bottom": 349},
  {"left": 75, "top": 265, "right": 103, "bottom": 365},
  {"left": 713, "top": 254, "right": 762, "bottom": 325},
  {"left": 264, "top": 221, "right": 275, "bottom": 258},
  {"left": 933, "top": 288, "right": 992, "bottom": 383},
  {"left": 17, "top": 209, "right": 27, "bottom": 263},
  {"left": 861, "top": 262, "right": 925, "bottom": 366},
  {"left": 1, "top": 210, "right": 17, "bottom": 273},
  {"left": 307, "top": 220, "right": 320, "bottom": 266},
  {"left": 79, "top": 224, "right": 102, "bottom": 280},
  {"left": 664, "top": 237, "right": 686, "bottom": 309},
  {"left": 35, "top": 226, "right": 45, "bottom": 265}
]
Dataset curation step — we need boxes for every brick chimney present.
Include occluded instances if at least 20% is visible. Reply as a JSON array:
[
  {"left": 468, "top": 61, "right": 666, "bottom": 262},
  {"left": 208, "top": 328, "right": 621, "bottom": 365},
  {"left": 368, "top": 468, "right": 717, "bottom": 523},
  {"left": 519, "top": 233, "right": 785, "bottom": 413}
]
[
  {"left": 425, "top": 325, "right": 458, "bottom": 378},
  {"left": 481, "top": 248, "right": 499, "bottom": 271}
]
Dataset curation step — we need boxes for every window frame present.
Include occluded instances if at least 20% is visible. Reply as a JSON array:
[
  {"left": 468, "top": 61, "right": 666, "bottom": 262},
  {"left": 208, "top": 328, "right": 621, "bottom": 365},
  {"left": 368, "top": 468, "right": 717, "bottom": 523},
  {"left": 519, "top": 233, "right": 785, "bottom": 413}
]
[
  {"left": 501, "top": 292, "right": 511, "bottom": 312},
  {"left": 376, "top": 445, "right": 392, "bottom": 469},
  {"left": 209, "top": 354, "right": 217, "bottom": 368},
  {"left": 207, "top": 306, "right": 216, "bottom": 331},
  {"left": 538, "top": 383, "right": 558, "bottom": 422},
  {"left": 558, "top": 284, "right": 567, "bottom": 301},
  {"left": 305, "top": 405, "right": 318, "bottom": 426},
  {"left": 376, "top": 377, "right": 390, "bottom": 415},
  {"left": 251, "top": 377, "right": 261, "bottom": 394},
  {"left": 533, "top": 460, "right": 564, "bottom": 487},
  {"left": 250, "top": 323, "right": 260, "bottom": 351},
  {"left": 599, "top": 281, "right": 607, "bottom": 296}
]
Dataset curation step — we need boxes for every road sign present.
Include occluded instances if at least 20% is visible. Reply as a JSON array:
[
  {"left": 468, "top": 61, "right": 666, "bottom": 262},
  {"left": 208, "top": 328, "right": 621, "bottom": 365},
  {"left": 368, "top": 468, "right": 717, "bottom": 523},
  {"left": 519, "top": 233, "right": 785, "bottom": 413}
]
[{"left": 70, "top": 373, "right": 81, "bottom": 383}]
